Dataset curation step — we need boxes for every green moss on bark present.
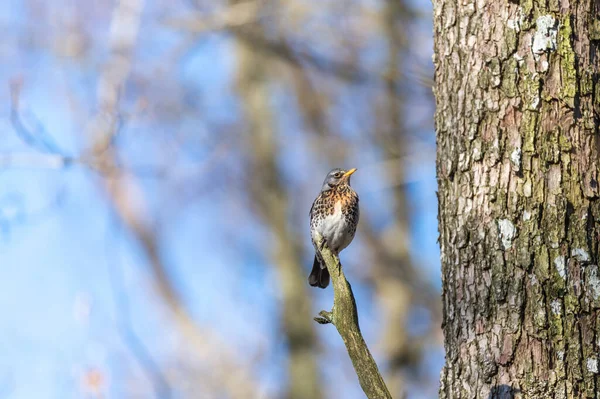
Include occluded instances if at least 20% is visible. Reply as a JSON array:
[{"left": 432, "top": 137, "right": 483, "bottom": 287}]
[
  {"left": 435, "top": 0, "right": 600, "bottom": 397},
  {"left": 557, "top": 15, "right": 577, "bottom": 107}
]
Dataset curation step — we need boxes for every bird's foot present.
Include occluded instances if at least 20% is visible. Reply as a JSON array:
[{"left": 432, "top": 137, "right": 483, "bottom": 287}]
[{"left": 319, "top": 237, "right": 329, "bottom": 252}]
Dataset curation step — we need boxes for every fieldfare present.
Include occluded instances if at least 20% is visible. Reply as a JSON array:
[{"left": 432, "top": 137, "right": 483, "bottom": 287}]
[{"left": 308, "top": 168, "right": 359, "bottom": 288}]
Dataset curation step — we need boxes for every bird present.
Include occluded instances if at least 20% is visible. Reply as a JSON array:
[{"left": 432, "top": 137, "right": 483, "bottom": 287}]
[{"left": 308, "top": 168, "right": 359, "bottom": 288}]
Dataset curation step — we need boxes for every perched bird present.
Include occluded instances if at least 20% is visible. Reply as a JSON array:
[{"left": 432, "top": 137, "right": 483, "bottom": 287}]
[{"left": 309, "top": 168, "right": 360, "bottom": 288}]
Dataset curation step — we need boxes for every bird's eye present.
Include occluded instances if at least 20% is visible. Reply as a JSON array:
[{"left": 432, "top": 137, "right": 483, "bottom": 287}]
[{"left": 334, "top": 172, "right": 342, "bottom": 178}]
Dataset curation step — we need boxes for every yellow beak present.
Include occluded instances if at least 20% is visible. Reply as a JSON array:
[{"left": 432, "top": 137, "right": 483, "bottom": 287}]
[{"left": 342, "top": 168, "right": 357, "bottom": 178}]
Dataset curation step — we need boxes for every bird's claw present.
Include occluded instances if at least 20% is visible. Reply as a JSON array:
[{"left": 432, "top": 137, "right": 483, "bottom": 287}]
[{"left": 319, "top": 237, "right": 329, "bottom": 252}]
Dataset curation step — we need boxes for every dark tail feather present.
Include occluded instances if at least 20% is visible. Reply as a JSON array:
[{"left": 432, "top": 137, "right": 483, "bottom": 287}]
[{"left": 308, "top": 255, "right": 330, "bottom": 289}]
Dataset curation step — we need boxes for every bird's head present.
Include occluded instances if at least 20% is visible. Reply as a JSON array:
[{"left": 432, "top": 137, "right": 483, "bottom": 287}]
[{"left": 320, "top": 168, "right": 357, "bottom": 191}]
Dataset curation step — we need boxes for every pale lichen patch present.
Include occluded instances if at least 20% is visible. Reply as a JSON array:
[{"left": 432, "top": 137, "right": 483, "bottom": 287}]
[
  {"left": 467, "top": 35, "right": 476, "bottom": 47},
  {"left": 530, "top": 96, "right": 540, "bottom": 110},
  {"left": 507, "top": 18, "right": 520, "bottom": 31},
  {"left": 587, "top": 358, "right": 599, "bottom": 374},
  {"left": 523, "top": 178, "right": 532, "bottom": 197},
  {"left": 507, "top": 6, "right": 525, "bottom": 31},
  {"left": 587, "top": 265, "right": 600, "bottom": 300},
  {"left": 510, "top": 148, "right": 521, "bottom": 169},
  {"left": 572, "top": 248, "right": 591, "bottom": 263},
  {"left": 550, "top": 299, "right": 562, "bottom": 315},
  {"left": 513, "top": 53, "right": 524, "bottom": 67},
  {"left": 472, "top": 144, "right": 482, "bottom": 161},
  {"left": 498, "top": 219, "right": 516, "bottom": 249},
  {"left": 554, "top": 256, "right": 566, "bottom": 279},
  {"left": 530, "top": 275, "right": 538, "bottom": 285},
  {"left": 532, "top": 15, "right": 558, "bottom": 56},
  {"left": 523, "top": 210, "right": 531, "bottom": 221}
]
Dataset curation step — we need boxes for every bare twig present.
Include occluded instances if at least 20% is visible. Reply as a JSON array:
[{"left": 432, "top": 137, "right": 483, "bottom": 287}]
[
  {"left": 9, "top": 79, "right": 65, "bottom": 154},
  {"left": 164, "top": 15, "right": 429, "bottom": 91},
  {"left": 233, "top": 11, "right": 323, "bottom": 396},
  {"left": 162, "top": 1, "right": 265, "bottom": 33},
  {"left": 312, "top": 233, "right": 393, "bottom": 399},
  {"left": 0, "top": 153, "right": 75, "bottom": 169},
  {"left": 105, "top": 216, "right": 172, "bottom": 398},
  {"left": 84, "top": 0, "right": 260, "bottom": 396}
]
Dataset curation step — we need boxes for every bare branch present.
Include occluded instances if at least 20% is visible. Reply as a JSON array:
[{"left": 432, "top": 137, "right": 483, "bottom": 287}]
[
  {"left": 84, "top": 0, "right": 260, "bottom": 396},
  {"left": 162, "top": 1, "right": 265, "bottom": 33},
  {"left": 105, "top": 218, "right": 172, "bottom": 398},
  {"left": 164, "top": 14, "right": 430, "bottom": 91},
  {"left": 313, "top": 233, "right": 393, "bottom": 399},
  {"left": 9, "top": 79, "right": 68, "bottom": 155},
  {"left": 233, "top": 12, "right": 323, "bottom": 396},
  {"left": 0, "top": 153, "right": 74, "bottom": 169}
]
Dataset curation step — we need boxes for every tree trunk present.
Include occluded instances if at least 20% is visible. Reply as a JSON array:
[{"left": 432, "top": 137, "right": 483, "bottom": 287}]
[{"left": 434, "top": 0, "right": 600, "bottom": 397}]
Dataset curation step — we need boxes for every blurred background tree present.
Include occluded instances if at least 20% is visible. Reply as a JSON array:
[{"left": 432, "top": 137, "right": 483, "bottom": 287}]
[{"left": 0, "top": 0, "right": 440, "bottom": 397}]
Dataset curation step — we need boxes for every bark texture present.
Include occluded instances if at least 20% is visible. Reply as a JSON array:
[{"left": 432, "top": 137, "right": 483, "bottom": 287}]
[{"left": 434, "top": 0, "right": 600, "bottom": 397}]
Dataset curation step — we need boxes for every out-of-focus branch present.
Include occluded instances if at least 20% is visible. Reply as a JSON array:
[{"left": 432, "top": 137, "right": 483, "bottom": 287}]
[
  {"left": 84, "top": 0, "right": 259, "bottom": 397},
  {"left": 10, "top": 79, "right": 65, "bottom": 154},
  {"left": 233, "top": 7, "right": 323, "bottom": 397},
  {"left": 357, "top": 1, "right": 440, "bottom": 393},
  {"left": 289, "top": 66, "right": 330, "bottom": 137},
  {"left": 162, "top": 1, "right": 264, "bottom": 32},
  {"left": 165, "top": 13, "right": 432, "bottom": 91},
  {"left": 8, "top": 79, "right": 75, "bottom": 170},
  {"left": 105, "top": 218, "right": 172, "bottom": 398},
  {"left": 104, "top": 175, "right": 259, "bottom": 398},
  {"left": 0, "top": 152, "right": 74, "bottom": 169},
  {"left": 312, "top": 233, "right": 393, "bottom": 399}
]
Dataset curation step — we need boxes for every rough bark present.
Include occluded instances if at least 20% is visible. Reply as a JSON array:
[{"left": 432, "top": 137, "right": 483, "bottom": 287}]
[
  {"left": 313, "top": 234, "right": 393, "bottom": 399},
  {"left": 434, "top": 0, "right": 600, "bottom": 397}
]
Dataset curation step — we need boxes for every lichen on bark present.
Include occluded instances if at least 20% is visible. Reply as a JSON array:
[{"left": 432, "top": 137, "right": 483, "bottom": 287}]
[{"left": 434, "top": 0, "right": 600, "bottom": 397}]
